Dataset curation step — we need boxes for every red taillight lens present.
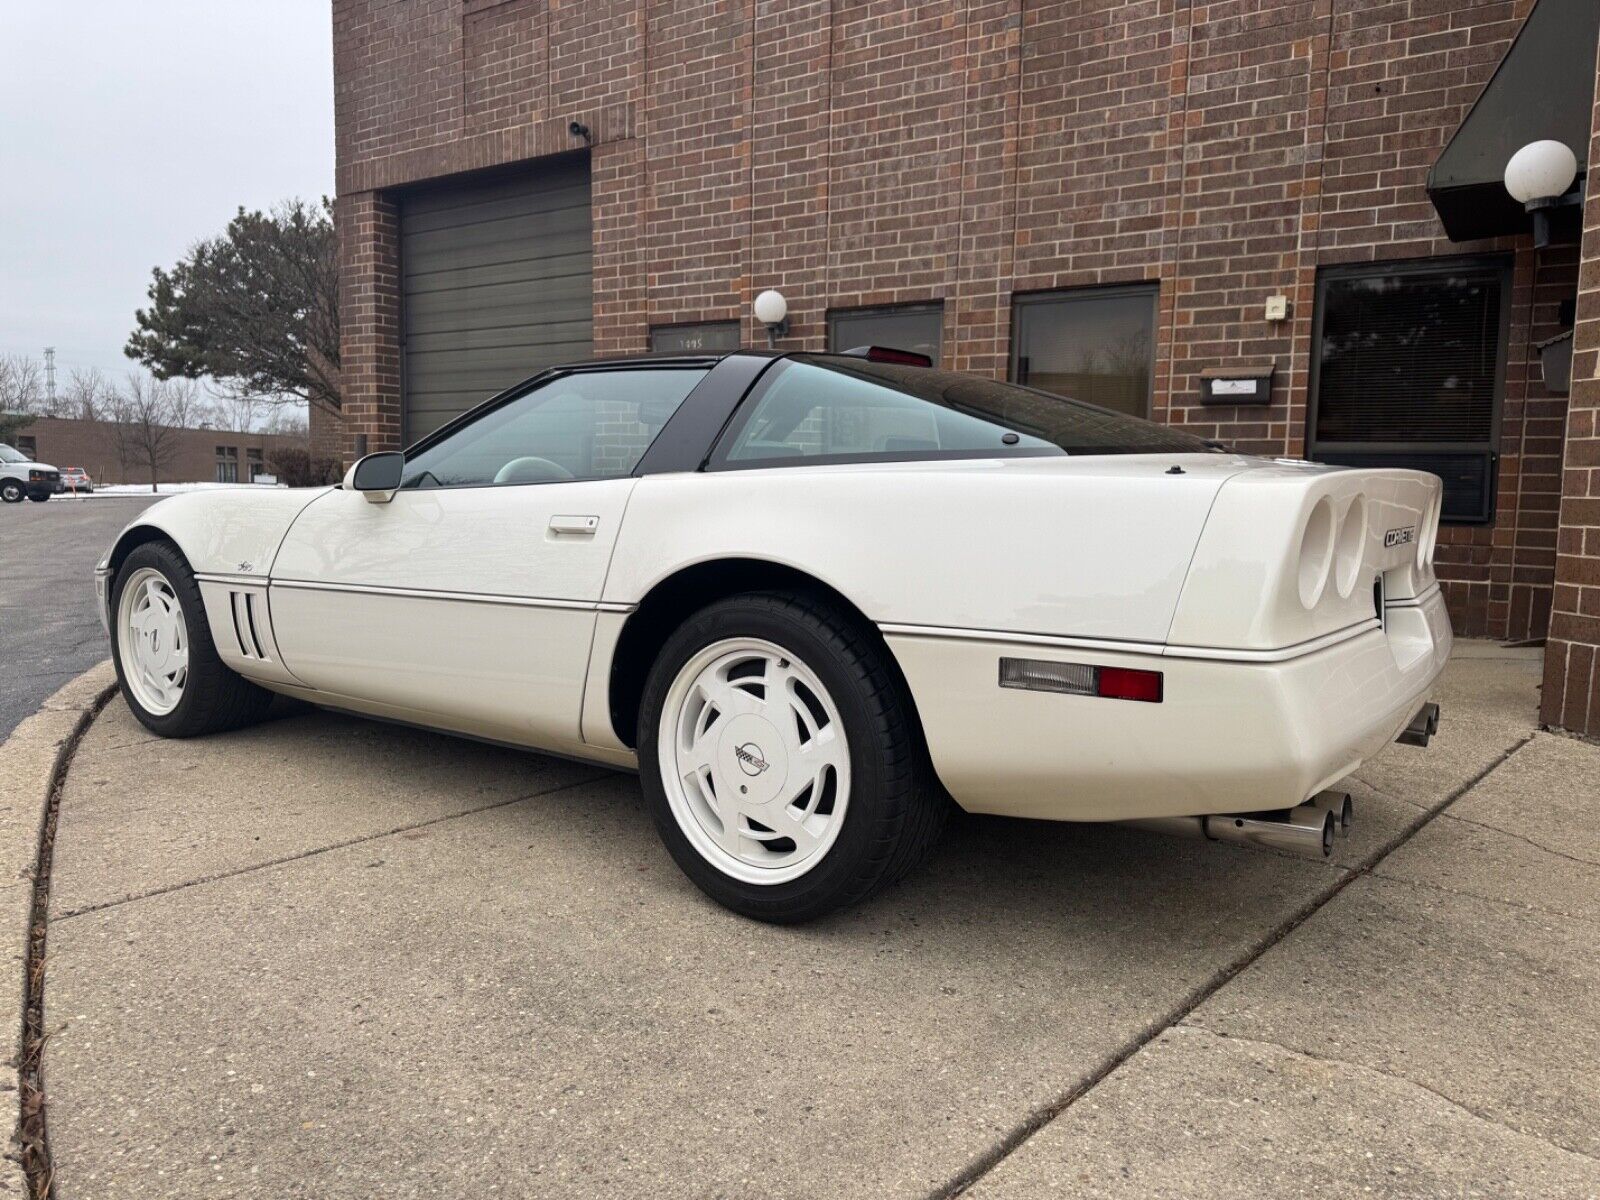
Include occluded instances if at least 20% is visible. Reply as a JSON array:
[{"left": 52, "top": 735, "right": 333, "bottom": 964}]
[
  {"left": 1096, "top": 667, "right": 1164, "bottom": 703},
  {"left": 999, "top": 658, "right": 1164, "bottom": 703}
]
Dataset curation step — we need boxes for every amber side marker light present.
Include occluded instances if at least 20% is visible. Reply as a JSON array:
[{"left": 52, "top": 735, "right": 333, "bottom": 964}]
[{"left": 998, "top": 658, "right": 1164, "bottom": 703}]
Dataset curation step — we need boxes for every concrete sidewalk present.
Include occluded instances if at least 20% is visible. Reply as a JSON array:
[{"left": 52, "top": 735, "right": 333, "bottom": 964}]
[{"left": 25, "top": 647, "right": 1600, "bottom": 1197}]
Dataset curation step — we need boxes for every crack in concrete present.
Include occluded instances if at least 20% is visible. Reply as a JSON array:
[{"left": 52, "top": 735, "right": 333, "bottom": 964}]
[
  {"left": 1172, "top": 1024, "right": 1600, "bottom": 1167},
  {"left": 54, "top": 772, "right": 609, "bottom": 922},
  {"left": 929, "top": 733, "right": 1537, "bottom": 1200},
  {"left": 1362, "top": 867, "right": 1600, "bottom": 928},
  {"left": 1436, "top": 811, "right": 1600, "bottom": 870}
]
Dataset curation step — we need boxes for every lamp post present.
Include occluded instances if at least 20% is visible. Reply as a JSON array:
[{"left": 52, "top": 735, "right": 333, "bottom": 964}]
[
  {"left": 754, "top": 289, "right": 789, "bottom": 348},
  {"left": 1504, "top": 139, "right": 1580, "bottom": 249}
]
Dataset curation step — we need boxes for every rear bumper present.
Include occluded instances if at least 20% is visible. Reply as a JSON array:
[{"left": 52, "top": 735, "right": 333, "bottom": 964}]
[{"left": 885, "top": 586, "right": 1452, "bottom": 822}]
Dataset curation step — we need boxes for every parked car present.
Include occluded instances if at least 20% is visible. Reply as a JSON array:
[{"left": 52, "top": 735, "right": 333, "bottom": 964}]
[
  {"left": 0, "top": 443, "right": 60, "bottom": 502},
  {"left": 94, "top": 349, "right": 1450, "bottom": 921},
  {"left": 59, "top": 466, "right": 93, "bottom": 493}
]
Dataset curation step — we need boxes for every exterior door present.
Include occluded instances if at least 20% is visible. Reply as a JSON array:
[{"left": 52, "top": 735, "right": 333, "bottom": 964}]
[{"left": 268, "top": 364, "right": 711, "bottom": 753}]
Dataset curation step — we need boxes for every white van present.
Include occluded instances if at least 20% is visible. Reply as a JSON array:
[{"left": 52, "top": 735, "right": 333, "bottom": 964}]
[{"left": 0, "top": 443, "right": 62, "bottom": 503}]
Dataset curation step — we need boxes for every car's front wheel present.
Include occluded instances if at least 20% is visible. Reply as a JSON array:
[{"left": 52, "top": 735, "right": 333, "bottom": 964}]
[
  {"left": 638, "top": 592, "right": 946, "bottom": 923},
  {"left": 110, "top": 541, "right": 274, "bottom": 737},
  {"left": 26, "top": 493, "right": 48, "bottom": 503},
  {"left": 0, "top": 481, "right": 21, "bottom": 503}
]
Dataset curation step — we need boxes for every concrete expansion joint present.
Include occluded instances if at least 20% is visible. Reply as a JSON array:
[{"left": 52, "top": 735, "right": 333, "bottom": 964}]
[
  {"left": 1169, "top": 1024, "right": 1600, "bottom": 1168},
  {"left": 926, "top": 733, "right": 1537, "bottom": 1200},
  {"left": 54, "top": 770, "right": 612, "bottom": 924}
]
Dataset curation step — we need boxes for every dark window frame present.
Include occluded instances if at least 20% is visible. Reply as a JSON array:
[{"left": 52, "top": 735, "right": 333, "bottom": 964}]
[
  {"left": 826, "top": 302, "right": 945, "bottom": 361},
  {"left": 1306, "top": 255, "right": 1512, "bottom": 526},
  {"left": 15, "top": 435, "right": 37, "bottom": 459},
  {"left": 649, "top": 321, "right": 742, "bottom": 354},
  {"left": 1009, "top": 283, "right": 1160, "bottom": 419}
]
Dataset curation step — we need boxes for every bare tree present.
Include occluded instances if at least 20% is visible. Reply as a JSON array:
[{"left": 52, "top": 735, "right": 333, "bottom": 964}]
[
  {"left": 202, "top": 388, "right": 265, "bottom": 433},
  {"left": 0, "top": 354, "right": 44, "bottom": 414},
  {"left": 63, "top": 367, "right": 113, "bottom": 421},
  {"left": 260, "top": 402, "right": 309, "bottom": 438},
  {"left": 108, "top": 374, "right": 203, "bottom": 492}
]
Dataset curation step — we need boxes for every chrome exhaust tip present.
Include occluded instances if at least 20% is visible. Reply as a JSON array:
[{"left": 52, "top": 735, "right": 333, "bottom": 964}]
[
  {"left": 1309, "top": 789, "right": 1353, "bottom": 836},
  {"left": 1122, "top": 807, "right": 1336, "bottom": 858},
  {"left": 1396, "top": 701, "right": 1441, "bottom": 748},
  {"left": 1211, "top": 808, "right": 1335, "bottom": 858}
]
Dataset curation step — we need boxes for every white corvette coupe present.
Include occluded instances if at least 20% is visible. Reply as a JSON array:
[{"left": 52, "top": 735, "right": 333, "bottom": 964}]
[{"left": 97, "top": 349, "right": 1450, "bottom": 921}]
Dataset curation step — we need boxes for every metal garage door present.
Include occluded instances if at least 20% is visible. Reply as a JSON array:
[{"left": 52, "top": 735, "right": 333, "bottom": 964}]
[{"left": 399, "top": 153, "right": 593, "bottom": 440}]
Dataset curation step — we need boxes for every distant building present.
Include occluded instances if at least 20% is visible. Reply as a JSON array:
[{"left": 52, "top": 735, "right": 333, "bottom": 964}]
[{"left": 8, "top": 416, "right": 307, "bottom": 487}]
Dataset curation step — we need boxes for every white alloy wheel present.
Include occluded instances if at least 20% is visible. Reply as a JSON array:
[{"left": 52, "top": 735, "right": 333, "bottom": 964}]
[
  {"left": 658, "top": 637, "right": 851, "bottom": 885},
  {"left": 117, "top": 566, "right": 189, "bottom": 716}
]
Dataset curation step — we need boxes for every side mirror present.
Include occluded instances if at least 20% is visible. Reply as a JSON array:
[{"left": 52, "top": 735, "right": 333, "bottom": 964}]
[{"left": 344, "top": 451, "right": 404, "bottom": 504}]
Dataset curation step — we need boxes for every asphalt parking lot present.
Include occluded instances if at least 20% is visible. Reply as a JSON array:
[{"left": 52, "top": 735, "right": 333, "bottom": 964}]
[
  {"left": 0, "top": 495, "right": 156, "bottom": 738},
  {"left": 30, "top": 646, "right": 1600, "bottom": 1198}
]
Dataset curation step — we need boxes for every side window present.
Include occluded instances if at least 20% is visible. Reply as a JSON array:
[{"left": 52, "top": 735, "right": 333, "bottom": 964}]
[
  {"left": 400, "top": 367, "right": 707, "bottom": 489},
  {"left": 717, "top": 359, "right": 1054, "bottom": 465}
]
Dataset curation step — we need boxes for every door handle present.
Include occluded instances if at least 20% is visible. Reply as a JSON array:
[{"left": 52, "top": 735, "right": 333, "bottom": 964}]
[{"left": 549, "top": 514, "right": 600, "bottom": 536}]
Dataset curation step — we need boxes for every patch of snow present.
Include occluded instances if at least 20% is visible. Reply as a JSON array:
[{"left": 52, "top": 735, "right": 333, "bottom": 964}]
[{"left": 56, "top": 481, "right": 291, "bottom": 497}]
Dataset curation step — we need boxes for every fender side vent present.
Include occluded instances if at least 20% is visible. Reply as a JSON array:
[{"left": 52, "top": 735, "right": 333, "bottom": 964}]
[{"left": 229, "top": 591, "right": 268, "bottom": 660}]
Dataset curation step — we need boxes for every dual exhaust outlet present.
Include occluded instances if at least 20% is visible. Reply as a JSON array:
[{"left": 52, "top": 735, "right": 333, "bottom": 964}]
[
  {"left": 1124, "top": 790, "right": 1353, "bottom": 859},
  {"left": 1395, "top": 701, "right": 1441, "bottom": 748}
]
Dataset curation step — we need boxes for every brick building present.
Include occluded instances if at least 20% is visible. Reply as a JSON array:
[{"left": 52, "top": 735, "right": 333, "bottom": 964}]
[
  {"left": 326, "top": 0, "right": 1600, "bottom": 735},
  {"left": 8, "top": 416, "right": 307, "bottom": 488}
]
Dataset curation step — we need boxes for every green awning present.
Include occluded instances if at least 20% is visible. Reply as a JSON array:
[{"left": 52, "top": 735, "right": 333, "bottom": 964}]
[{"left": 1427, "top": 0, "right": 1597, "bottom": 242}]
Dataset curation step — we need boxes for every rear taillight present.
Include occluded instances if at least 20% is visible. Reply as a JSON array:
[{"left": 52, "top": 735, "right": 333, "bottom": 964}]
[
  {"left": 999, "top": 658, "right": 1163, "bottom": 703},
  {"left": 1096, "top": 667, "right": 1164, "bottom": 703}
]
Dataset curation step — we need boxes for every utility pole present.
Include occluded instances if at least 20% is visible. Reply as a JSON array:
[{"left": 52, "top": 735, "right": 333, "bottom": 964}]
[{"left": 43, "top": 347, "right": 57, "bottom": 411}]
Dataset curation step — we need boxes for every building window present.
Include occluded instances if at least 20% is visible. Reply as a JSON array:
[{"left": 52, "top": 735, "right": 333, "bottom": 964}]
[
  {"left": 215, "top": 446, "right": 239, "bottom": 483},
  {"left": 247, "top": 448, "right": 265, "bottom": 482},
  {"left": 1308, "top": 258, "right": 1510, "bottom": 525},
  {"left": 828, "top": 304, "right": 943, "bottom": 363},
  {"left": 15, "top": 436, "right": 37, "bottom": 458},
  {"left": 1010, "top": 286, "right": 1157, "bottom": 418},
  {"left": 649, "top": 322, "right": 742, "bottom": 353}
]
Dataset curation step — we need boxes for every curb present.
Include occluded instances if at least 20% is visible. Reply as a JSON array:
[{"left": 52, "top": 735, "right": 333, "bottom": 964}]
[{"left": 0, "top": 664, "right": 118, "bottom": 1198}]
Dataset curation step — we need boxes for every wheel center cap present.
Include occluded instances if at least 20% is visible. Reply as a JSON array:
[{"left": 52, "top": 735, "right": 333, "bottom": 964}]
[{"left": 717, "top": 714, "right": 788, "bottom": 806}]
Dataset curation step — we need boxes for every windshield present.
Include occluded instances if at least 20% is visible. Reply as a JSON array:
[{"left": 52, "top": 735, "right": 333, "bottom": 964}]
[
  {"left": 714, "top": 355, "right": 1217, "bottom": 467},
  {"left": 0, "top": 444, "right": 28, "bottom": 464}
]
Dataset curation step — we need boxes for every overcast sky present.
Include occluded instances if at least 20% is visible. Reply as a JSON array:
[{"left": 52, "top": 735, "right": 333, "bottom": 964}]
[{"left": 0, "top": 1, "right": 334, "bottom": 381}]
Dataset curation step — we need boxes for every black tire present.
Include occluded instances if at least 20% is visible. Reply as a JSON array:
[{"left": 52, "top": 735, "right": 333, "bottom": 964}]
[
  {"left": 26, "top": 493, "right": 48, "bottom": 503},
  {"left": 638, "top": 591, "right": 947, "bottom": 923},
  {"left": 110, "top": 541, "right": 274, "bottom": 737},
  {"left": 0, "top": 480, "right": 21, "bottom": 503}
]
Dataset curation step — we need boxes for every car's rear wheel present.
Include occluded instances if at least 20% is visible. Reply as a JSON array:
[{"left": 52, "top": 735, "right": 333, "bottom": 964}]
[
  {"left": 638, "top": 591, "right": 946, "bottom": 923},
  {"left": 111, "top": 541, "right": 273, "bottom": 737},
  {"left": 0, "top": 481, "right": 21, "bottom": 503}
]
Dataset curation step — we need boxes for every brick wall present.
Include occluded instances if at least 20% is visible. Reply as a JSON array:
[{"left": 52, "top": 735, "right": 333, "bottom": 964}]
[
  {"left": 331, "top": 0, "right": 1586, "bottom": 649},
  {"left": 1541, "top": 17, "right": 1600, "bottom": 737},
  {"left": 11, "top": 417, "right": 307, "bottom": 488}
]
